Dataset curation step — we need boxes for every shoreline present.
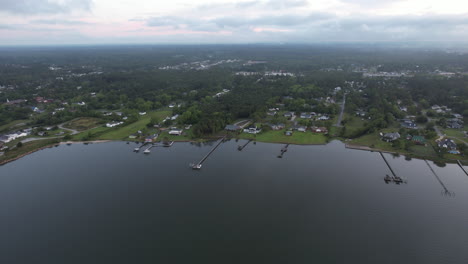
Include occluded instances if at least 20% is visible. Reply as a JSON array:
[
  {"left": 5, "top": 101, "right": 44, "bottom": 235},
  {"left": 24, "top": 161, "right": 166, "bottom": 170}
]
[
  {"left": 0, "top": 140, "right": 113, "bottom": 166},
  {"left": 1, "top": 138, "right": 465, "bottom": 166}
]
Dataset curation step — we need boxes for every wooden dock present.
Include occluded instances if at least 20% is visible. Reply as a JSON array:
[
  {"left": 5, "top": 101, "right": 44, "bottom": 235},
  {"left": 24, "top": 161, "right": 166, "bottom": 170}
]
[
  {"left": 237, "top": 140, "right": 252, "bottom": 151},
  {"left": 380, "top": 152, "right": 404, "bottom": 184},
  {"left": 425, "top": 160, "right": 453, "bottom": 196},
  {"left": 457, "top": 160, "right": 468, "bottom": 176},
  {"left": 191, "top": 136, "right": 226, "bottom": 170}
]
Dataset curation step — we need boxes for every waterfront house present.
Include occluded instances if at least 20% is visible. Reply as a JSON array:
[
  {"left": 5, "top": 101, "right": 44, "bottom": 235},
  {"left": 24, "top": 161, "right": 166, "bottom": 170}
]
[
  {"left": 145, "top": 134, "right": 158, "bottom": 143},
  {"left": 284, "top": 112, "right": 295, "bottom": 118},
  {"left": 171, "top": 114, "right": 179, "bottom": 120},
  {"left": 382, "top": 132, "right": 401, "bottom": 142},
  {"left": 300, "top": 112, "right": 312, "bottom": 119},
  {"left": 139, "top": 112, "right": 146, "bottom": 115},
  {"left": 407, "top": 135, "right": 426, "bottom": 145},
  {"left": 243, "top": 126, "right": 261, "bottom": 134},
  {"left": 169, "top": 129, "right": 183, "bottom": 136},
  {"left": 438, "top": 138, "right": 457, "bottom": 151}
]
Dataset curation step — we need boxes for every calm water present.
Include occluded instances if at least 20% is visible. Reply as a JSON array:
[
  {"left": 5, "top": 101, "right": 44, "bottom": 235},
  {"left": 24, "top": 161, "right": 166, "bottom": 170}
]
[{"left": 0, "top": 140, "right": 467, "bottom": 264}]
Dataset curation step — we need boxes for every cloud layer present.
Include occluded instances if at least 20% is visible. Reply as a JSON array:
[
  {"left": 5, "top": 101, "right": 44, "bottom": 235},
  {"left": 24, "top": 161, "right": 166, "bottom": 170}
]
[{"left": 0, "top": 0, "right": 467, "bottom": 45}]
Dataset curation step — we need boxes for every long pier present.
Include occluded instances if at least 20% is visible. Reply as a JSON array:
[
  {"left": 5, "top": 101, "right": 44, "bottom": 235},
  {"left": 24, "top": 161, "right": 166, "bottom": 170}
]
[
  {"left": 191, "top": 136, "right": 226, "bottom": 169},
  {"left": 425, "top": 160, "right": 453, "bottom": 196},
  {"left": 457, "top": 160, "right": 468, "bottom": 176},
  {"left": 380, "top": 152, "right": 403, "bottom": 183},
  {"left": 238, "top": 140, "right": 252, "bottom": 151}
]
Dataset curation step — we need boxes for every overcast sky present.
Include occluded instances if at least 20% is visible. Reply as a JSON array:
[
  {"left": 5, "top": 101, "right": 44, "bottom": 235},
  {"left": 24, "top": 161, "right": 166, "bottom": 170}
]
[{"left": 1, "top": 0, "right": 467, "bottom": 45}]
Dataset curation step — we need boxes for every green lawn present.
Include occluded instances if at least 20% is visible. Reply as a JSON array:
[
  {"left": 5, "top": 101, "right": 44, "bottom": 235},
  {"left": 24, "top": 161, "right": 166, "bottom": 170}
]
[
  {"left": 239, "top": 129, "right": 327, "bottom": 144},
  {"left": 0, "top": 138, "right": 60, "bottom": 163},
  {"left": 442, "top": 125, "right": 467, "bottom": 138},
  {"left": 64, "top": 117, "right": 103, "bottom": 131},
  {"left": 96, "top": 111, "right": 171, "bottom": 140},
  {"left": 0, "top": 119, "right": 30, "bottom": 133}
]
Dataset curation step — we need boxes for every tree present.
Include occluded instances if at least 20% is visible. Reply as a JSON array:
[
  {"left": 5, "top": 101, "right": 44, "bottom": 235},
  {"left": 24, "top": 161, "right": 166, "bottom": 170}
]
[
  {"left": 16, "top": 142, "right": 23, "bottom": 148},
  {"left": 415, "top": 115, "right": 428, "bottom": 123}
]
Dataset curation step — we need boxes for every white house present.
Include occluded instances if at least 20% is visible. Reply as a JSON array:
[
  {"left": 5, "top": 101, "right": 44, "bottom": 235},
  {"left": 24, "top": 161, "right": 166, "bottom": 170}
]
[
  {"left": 169, "top": 129, "right": 183, "bottom": 135},
  {"left": 106, "top": 121, "right": 123, "bottom": 128}
]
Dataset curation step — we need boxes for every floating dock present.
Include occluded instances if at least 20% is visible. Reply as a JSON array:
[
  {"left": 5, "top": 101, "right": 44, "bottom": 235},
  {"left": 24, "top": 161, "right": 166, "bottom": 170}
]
[
  {"left": 238, "top": 140, "right": 252, "bottom": 151},
  {"left": 379, "top": 152, "right": 404, "bottom": 184},
  {"left": 457, "top": 160, "right": 468, "bottom": 176},
  {"left": 191, "top": 136, "right": 226, "bottom": 170}
]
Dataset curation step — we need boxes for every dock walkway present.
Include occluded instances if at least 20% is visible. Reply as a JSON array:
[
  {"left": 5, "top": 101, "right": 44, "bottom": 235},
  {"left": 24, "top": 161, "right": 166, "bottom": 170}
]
[
  {"left": 191, "top": 136, "right": 226, "bottom": 169},
  {"left": 457, "top": 160, "right": 468, "bottom": 176}
]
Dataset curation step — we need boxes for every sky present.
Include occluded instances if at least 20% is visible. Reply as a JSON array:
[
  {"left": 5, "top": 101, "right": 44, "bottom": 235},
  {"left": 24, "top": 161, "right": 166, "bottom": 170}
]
[{"left": 0, "top": 0, "right": 468, "bottom": 45}]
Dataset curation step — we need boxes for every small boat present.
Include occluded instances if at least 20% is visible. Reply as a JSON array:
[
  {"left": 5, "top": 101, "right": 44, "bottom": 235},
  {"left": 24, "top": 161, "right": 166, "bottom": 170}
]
[
  {"left": 126, "top": 142, "right": 130, "bottom": 144},
  {"left": 83, "top": 142, "right": 89, "bottom": 145},
  {"left": 384, "top": 174, "right": 392, "bottom": 183},
  {"left": 238, "top": 145, "right": 242, "bottom": 150},
  {"left": 66, "top": 142, "right": 72, "bottom": 146},
  {"left": 134, "top": 147, "right": 140, "bottom": 152},
  {"left": 393, "top": 176, "right": 403, "bottom": 184},
  {"left": 144, "top": 148, "right": 151, "bottom": 154},
  {"left": 190, "top": 163, "right": 202, "bottom": 170}
]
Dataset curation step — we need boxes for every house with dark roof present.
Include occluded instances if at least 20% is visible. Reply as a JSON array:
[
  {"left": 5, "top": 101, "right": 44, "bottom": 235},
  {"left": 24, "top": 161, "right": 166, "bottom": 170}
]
[
  {"left": 447, "top": 121, "right": 463, "bottom": 129},
  {"left": 438, "top": 138, "right": 457, "bottom": 151},
  {"left": 382, "top": 132, "right": 401, "bottom": 142},
  {"left": 401, "top": 120, "right": 418, "bottom": 129}
]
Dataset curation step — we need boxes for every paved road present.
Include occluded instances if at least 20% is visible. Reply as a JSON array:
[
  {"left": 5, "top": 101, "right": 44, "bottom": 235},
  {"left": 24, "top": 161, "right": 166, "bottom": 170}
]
[
  {"left": 335, "top": 93, "right": 346, "bottom": 127},
  {"left": 58, "top": 122, "right": 79, "bottom": 135}
]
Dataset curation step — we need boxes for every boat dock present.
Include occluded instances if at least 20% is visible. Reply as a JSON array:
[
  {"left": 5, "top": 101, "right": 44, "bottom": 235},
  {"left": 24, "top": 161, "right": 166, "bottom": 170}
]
[
  {"left": 380, "top": 152, "right": 404, "bottom": 184},
  {"left": 133, "top": 142, "right": 149, "bottom": 152},
  {"left": 238, "top": 140, "right": 252, "bottom": 151},
  {"left": 457, "top": 160, "right": 468, "bottom": 176},
  {"left": 278, "top": 144, "right": 289, "bottom": 158},
  {"left": 191, "top": 136, "right": 226, "bottom": 170},
  {"left": 425, "top": 160, "right": 453, "bottom": 196}
]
